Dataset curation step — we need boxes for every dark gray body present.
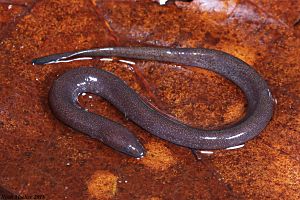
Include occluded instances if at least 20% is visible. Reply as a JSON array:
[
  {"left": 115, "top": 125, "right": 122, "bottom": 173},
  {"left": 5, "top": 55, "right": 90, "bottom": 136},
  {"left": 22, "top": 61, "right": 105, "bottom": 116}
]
[{"left": 32, "top": 47, "right": 274, "bottom": 158}]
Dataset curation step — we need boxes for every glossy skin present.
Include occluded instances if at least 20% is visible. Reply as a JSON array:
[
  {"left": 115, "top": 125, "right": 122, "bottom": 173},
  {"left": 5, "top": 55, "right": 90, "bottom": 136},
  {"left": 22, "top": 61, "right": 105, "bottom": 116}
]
[{"left": 32, "top": 47, "right": 274, "bottom": 158}]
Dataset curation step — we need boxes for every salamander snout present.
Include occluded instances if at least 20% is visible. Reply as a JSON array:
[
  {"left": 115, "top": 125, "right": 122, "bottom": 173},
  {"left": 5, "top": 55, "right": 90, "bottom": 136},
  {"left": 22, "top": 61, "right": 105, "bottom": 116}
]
[
  {"left": 125, "top": 142, "right": 146, "bottom": 158},
  {"left": 100, "top": 128, "right": 146, "bottom": 158}
]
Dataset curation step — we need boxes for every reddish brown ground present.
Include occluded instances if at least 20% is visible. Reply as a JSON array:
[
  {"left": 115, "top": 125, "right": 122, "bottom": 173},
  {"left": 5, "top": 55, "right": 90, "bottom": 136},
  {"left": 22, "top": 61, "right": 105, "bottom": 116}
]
[{"left": 0, "top": 0, "right": 299, "bottom": 199}]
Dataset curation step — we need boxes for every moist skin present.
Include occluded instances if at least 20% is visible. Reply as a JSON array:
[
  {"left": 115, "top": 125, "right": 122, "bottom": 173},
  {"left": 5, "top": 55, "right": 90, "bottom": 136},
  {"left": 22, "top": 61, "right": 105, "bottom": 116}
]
[{"left": 32, "top": 47, "right": 274, "bottom": 158}]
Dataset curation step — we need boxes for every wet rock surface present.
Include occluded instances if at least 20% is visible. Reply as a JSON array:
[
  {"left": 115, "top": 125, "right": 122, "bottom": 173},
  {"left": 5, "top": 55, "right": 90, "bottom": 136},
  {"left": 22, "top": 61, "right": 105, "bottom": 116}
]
[{"left": 0, "top": 0, "right": 299, "bottom": 199}]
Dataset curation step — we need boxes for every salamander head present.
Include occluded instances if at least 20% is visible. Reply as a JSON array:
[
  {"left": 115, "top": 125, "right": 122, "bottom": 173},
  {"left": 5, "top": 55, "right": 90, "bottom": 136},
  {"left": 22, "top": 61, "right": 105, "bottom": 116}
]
[{"left": 100, "top": 129, "right": 146, "bottom": 158}]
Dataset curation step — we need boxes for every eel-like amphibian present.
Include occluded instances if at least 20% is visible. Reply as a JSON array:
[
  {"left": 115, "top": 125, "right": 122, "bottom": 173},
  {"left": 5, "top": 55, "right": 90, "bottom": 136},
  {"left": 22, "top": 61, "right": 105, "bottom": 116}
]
[{"left": 32, "top": 47, "right": 274, "bottom": 158}]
